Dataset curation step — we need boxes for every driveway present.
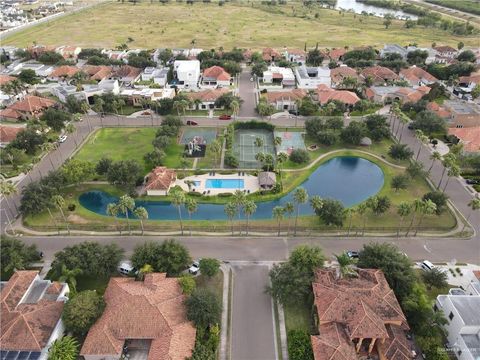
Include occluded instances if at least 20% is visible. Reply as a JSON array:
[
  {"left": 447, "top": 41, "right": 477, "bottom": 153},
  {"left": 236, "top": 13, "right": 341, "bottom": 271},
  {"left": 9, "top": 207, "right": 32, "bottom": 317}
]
[
  {"left": 237, "top": 67, "right": 258, "bottom": 118},
  {"left": 231, "top": 264, "right": 277, "bottom": 360}
]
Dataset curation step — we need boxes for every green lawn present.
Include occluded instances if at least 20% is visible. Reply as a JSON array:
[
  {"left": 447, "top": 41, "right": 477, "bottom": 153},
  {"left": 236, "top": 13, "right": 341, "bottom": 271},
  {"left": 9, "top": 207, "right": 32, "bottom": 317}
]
[
  {"left": 284, "top": 301, "right": 312, "bottom": 334},
  {"left": 195, "top": 272, "right": 224, "bottom": 302},
  {"left": 76, "top": 275, "right": 111, "bottom": 295},
  {"left": 74, "top": 127, "right": 192, "bottom": 173},
  {"left": 2, "top": 2, "right": 477, "bottom": 49}
]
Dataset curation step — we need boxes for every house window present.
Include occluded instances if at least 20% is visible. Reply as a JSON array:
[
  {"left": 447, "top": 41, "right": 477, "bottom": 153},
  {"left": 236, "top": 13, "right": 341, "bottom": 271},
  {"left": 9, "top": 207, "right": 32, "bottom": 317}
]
[
  {"left": 201, "top": 105, "right": 206, "bottom": 109},
  {"left": 449, "top": 312, "right": 454, "bottom": 320}
]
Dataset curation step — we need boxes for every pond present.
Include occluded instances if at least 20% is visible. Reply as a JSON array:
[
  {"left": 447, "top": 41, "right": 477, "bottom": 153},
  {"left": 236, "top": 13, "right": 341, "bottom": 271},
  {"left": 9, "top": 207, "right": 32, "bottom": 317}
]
[
  {"left": 331, "top": 0, "right": 417, "bottom": 20},
  {"left": 79, "top": 156, "right": 384, "bottom": 221}
]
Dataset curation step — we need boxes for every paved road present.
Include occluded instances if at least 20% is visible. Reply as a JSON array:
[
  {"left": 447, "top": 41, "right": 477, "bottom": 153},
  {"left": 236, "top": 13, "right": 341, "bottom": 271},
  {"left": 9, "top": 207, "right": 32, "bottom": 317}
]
[
  {"left": 238, "top": 67, "right": 258, "bottom": 118},
  {"left": 231, "top": 264, "right": 277, "bottom": 360}
]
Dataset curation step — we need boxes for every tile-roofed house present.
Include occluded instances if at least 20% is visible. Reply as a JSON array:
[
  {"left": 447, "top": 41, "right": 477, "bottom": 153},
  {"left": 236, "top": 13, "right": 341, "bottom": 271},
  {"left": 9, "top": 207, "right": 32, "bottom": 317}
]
[
  {"left": 399, "top": 65, "right": 438, "bottom": 86},
  {"left": 315, "top": 84, "right": 360, "bottom": 106},
  {"left": 447, "top": 127, "right": 480, "bottom": 153},
  {"left": 434, "top": 45, "right": 457, "bottom": 58},
  {"left": 4, "top": 95, "right": 56, "bottom": 121},
  {"left": 0, "top": 108, "right": 23, "bottom": 122},
  {"left": 55, "top": 45, "right": 81, "bottom": 60},
  {"left": 426, "top": 102, "right": 451, "bottom": 119},
  {"left": 365, "top": 86, "right": 430, "bottom": 104},
  {"left": 262, "top": 48, "right": 281, "bottom": 62},
  {"left": 82, "top": 65, "right": 114, "bottom": 81},
  {"left": 330, "top": 66, "right": 360, "bottom": 88},
  {"left": 311, "top": 268, "right": 410, "bottom": 360},
  {"left": 361, "top": 66, "right": 399, "bottom": 85},
  {"left": 265, "top": 88, "right": 307, "bottom": 111},
  {"left": 186, "top": 88, "right": 230, "bottom": 111},
  {"left": 458, "top": 72, "right": 480, "bottom": 91},
  {"left": 443, "top": 100, "right": 480, "bottom": 128},
  {"left": 0, "top": 75, "right": 16, "bottom": 86},
  {"left": 144, "top": 166, "right": 177, "bottom": 196},
  {"left": 202, "top": 65, "right": 231, "bottom": 87},
  {"left": 48, "top": 65, "right": 81, "bottom": 80},
  {"left": 0, "top": 271, "right": 69, "bottom": 360},
  {"left": 328, "top": 48, "right": 347, "bottom": 61},
  {"left": 0, "top": 125, "right": 23, "bottom": 146},
  {"left": 112, "top": 65, "right": 142, "bottom": 85},
  {"left": 80, "top": 273, "right": 196, "bottom": 360}
]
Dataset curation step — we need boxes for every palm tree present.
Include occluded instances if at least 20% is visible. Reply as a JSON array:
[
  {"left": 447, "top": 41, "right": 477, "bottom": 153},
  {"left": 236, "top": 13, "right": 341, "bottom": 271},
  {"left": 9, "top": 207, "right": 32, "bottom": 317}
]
[
  {"left": 437, "top": 153, "right": 456, "bottom": 189},
  {"left": 47, "top": 336, "right": 79, "bottom": 360},
  {"left": 209, "top": 139, "right": 222, "bottom": 167},
  {"left": 107, "top": 203, "right": 121, "bottom": 234},
  {"left": 173, "top": 100, "right": 184, "bottom": 116},
  {"left": 185, "top": 198, "right": 198, "bottom": 236},
  {"left": 133, "top": 206, "right": 148, "bottom": 235},
  {"left": 243, "top": 200, "right": 257, "bottom": 236},
  {"left": 284, "top": 202, "right": 294, "bottom": 236},
  {"left": 272, "top": 206, "right": 285, "bottom": 236},
  {"left": 462, "top": 198, "right": 480, "bottom": 233},
  {"left": 414, "top": 199, "right": 437, "bottom": 236},
  {"left": 397, "top": 113, "right": 410, "bottom": 142},
  {"left": 357, "top": 202, "right": 368, "bottom": 236},
  {"left": 52, "top": 195, "right": 70, "bottom": 235},
  {"left": 406, "top": 199, "right": 423, "bottom": 236},
  {"left": 171, "top": 190, "right": 186, "bottom": 235},
  {"left": 344, "top": 207, "right": 355, "bottom": 236},
  {"left": 293, "top": 188, "right": 308, "bottom": 236},
  {"left": 117, "top": 195, "right": 135, "bottom": 235},
  {"left": 397, "top": 202, "right": 412, "bottom": 237},
  {"left": 224, "top": 201, "right": 237, "bottom": 236},
  {"left": 58, "top": 265, "right": 82, "bottom": 294},
  {"left": 264, "top": 154, "right": 274, "bottom": 172},
  {"left": 442, "top": 164, "right": 460, "bottom": 193},
  {"left": 335, "top": 252, "right": 357, "bottom": 278},
  {"left": 428, "top": 151, "right": 442, "bottom": 175},
  {"left": 230, "top": 99, "right": 240, "bottom": 120},
  {"left": 273, "top": 136, "right": 282, "bottom": 151},
  {"left": 276, "top": 152, "right": 288, "bottom": 190},
  {"left": 138, "top": 264, "right": 153, "bottom": 280},
  {"left": 41, "top": 142, "right": 57, "bottom": 170},
  {"left": 233, "top": 189, "right": 246, "bottom": 223},
  {"left": 0, "top": 181, "right": 17, "bottom": 234},
  {"left": 80, "top": 101, "right": 90, "bottom": 114},
  {"left": 255, "top": 152, "right": 265, "bottom": 172},
  {"left": 310, "top": 195, "right": 323, "bottom": 213},
  {"left": 414, "top": 129, "right": 428, "bottom": 161},
  {"left": 254, "top": 136, "right": 264, "bottom": 149}
]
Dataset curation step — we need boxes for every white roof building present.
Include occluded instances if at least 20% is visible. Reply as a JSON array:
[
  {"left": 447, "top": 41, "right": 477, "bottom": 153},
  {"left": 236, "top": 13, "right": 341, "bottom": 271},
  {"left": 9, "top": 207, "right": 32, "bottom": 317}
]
[
  {"left": 262, "top": 65, "right": 296, "bottom": 88},
  {"left": 173, "top": 60, "right": 200, "bottom": 89},
  {"left": 295, "top": 65, "right": 331, "bottom": 89}
]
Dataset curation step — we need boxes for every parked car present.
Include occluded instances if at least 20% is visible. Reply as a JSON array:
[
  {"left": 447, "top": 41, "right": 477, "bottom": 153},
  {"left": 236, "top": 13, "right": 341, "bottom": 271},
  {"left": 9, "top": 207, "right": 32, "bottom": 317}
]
[
  {"left": 189, "top": 260, "right": 200, "bottom": 275},
  {"left": 219, "top": 114, "right": 232, "bottom": 120},
  {"left": 186, "top": 120, "right": 198, "bottom": 126},
  {"left": 407, "top": 124, "right": 414, "bottom": 130},
  {"left": 117, "top": 261, "right": 137, "bottom": 276},
  {"left": 346, "top": 250, "right": 359, "bottom": 259},
  {"left": 288, "top": 109, "right": 300, "bottom": 116},
  {"left": 420, "top": 260, "right": 435, "bottom": 271},
  {"left": 466, "top": 179, "right": 479, "bottom": 185},
  {"left": 58, "top": 135, "right": 67, "bottom": 143}
]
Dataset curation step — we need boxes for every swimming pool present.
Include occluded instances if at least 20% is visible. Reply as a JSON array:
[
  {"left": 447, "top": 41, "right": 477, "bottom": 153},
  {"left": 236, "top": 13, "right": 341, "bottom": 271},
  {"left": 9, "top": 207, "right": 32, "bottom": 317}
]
[{"left": 205, "top": 178, "right": 245, "bottom": 189}]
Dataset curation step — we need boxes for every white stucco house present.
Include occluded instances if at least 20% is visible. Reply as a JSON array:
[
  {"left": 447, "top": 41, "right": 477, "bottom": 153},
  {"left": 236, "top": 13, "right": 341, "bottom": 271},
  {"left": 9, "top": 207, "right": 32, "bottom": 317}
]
[
  {"left": 141, "top": 67, "right": 169, "bottom": 87},
  {"left": 262, "top": 65, "right": 295, "bottom": 88},
  {"left": 173, "top": 60, "right": 200, "bottom": 89},
  {"left": 435, "top": 294, "right": 480, "bottom": 360},
  {"left": 295, "top": 65, "right": 331, "bottom": 89}
]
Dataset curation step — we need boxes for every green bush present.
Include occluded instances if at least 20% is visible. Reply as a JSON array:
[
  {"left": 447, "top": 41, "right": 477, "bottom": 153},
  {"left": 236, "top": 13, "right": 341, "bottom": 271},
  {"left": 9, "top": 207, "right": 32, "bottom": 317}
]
[
  {"left": 188, "top": 191, "right": 203, "bottom": 197},
  {"left": 233, "top": 120, "right": 275, "bottom": 131},
  {"left": 224, "top": 152, "right": 239, "bottom": 168},
  {"left": 289, "top": 149, "right": 310, "bottom": 164},
  {"left": 194, "top": 170, "right": 208, "bottom": 175},
  {"left": 217, "top": 192, "right": 233, "bottom": 197},
  {"left": 287, "top": 330, "right": 314, "bottom": 360}
]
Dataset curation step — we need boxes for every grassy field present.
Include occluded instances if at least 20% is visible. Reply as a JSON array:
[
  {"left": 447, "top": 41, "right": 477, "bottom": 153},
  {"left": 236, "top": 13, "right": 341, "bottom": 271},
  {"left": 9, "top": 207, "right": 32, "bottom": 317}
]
[
  {"left": 3, "top": 1, "right": 478, "bottom": 49},
  {"left": 74, "top": 127, "right": 192, "bottom": 173}
]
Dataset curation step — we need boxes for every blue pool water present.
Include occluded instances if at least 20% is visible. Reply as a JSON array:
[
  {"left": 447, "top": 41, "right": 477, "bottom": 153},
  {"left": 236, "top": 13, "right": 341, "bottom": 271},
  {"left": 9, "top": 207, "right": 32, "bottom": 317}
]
[
  {"left": 205, "top": 179, "right": 244, "bottom": 189},
  {"left": 79, "top": 157, "right": 384, "bottom": 220}
]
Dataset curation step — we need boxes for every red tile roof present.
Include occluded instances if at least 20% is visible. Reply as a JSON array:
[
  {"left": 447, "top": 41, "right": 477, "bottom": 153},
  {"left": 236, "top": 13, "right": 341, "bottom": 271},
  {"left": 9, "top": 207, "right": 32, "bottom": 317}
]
[
  {"left": 448, "top": 127, "right": 480, "bottom": 153},
  {"left": 459, "top": 74, "right": 480, "bottom": 85},
  {"left": 82, "top": 65, "right": 113, "bottom": 81},
  {"left": 266, "top": 89, "right": 307, "bottom": 104},
  {"left": 262, "top": 48, "right": 281, "bottom": 61},
  {"left": 328, "top": 48, "right": 347, "bottom": 60},
  {"left": 0, "top": 271, "right": 65, "bottom": 352},
  {"left": 434, "top": 45, "right": 457, "bottom": 54},
  {"left": 80, "top": 273, "right": 196, "bottom": 360},
  {"left": 330, "top": 66, "right": 360, "bottom": 85},
  {"left": 49, "top": 65, "right": 80, "bottom": 79},
  {"left": 361, "top": 66, "right": 398, "bottom": 83},
  {"left": 114, "top": 65, "right": 142, "bottom": 80},
  {"left": 145, "top": 166, "right": 177, "bottom": 191},
  {"left": 0, "top": 126, "right": 23, "bottom": 143},
  {"left": 0, "top": 75, "right": 16, "bottom": 86},
  {"left": 0, "top": 108, "right": 22, "bottom": 120},
  {"left": 316, "top": 84, "right": 360, "bottom": 105},
  {"left": 203, "top": 65, "right": 231, "bottom": 81},
  {"left": 187, "top": 88, "right": 230, "bottom": 102},
  {"left": 312, "top": 268, "right": 410, "bottom": 360},
  {"left": 8, "top": 95, "right": 56, "bottom": 114},
  {"left": 427, "top": 102, "right": 451, "bottom": 119},
  {"left": 400, "top": 66, "right": 438, "bottom": 84}
]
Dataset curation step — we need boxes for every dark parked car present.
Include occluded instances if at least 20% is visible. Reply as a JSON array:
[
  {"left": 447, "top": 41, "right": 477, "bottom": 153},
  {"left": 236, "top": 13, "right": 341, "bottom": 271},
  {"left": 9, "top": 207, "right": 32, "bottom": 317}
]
[
  {"left": 407, "top": 124, "right": 414, "bottom": 130},
  {"left": 466, "top": 179, "right": 479, "bottom": 185},
  {"left": 186, "top": 120, "right": 198, "bottom": 126},
  {"left": 288, "top": 109, "right": 300, "bottom": 116},
  {"left": 219, "top": 114, "right": 232, "bottom": 120}
]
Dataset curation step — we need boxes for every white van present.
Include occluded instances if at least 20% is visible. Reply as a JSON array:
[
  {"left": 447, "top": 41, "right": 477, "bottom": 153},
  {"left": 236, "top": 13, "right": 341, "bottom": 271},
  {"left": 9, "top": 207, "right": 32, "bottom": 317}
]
[
  {"left": 420, "top": 260, "right": 435, "bottom": 271},
  {"left": 118, "top": 261, "right": 135, "bottom": 276}
]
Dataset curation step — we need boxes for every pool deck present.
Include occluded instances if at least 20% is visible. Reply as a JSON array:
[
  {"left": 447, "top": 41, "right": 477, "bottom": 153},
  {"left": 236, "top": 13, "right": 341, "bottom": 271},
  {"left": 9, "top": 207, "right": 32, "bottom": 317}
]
[{"left": 176, "top": 173, "right": 260, "bottom": 195}]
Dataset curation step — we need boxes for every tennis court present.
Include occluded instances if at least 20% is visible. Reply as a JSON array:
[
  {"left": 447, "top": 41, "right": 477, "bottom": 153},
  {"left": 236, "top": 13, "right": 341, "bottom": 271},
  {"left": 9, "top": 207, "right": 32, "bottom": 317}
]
[
  {"left": 179, "top": 128, "right": 218, "bottom": 145},
  {"left": 233, "top": 129, "right": 275, "bottom": 168},
  {"left": 274, "top": 131, "right": 306, "bottom": 155}
]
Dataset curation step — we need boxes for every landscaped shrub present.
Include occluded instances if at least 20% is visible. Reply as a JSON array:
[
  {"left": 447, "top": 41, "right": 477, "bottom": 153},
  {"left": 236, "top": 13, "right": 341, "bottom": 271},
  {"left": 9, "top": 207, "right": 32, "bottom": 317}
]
[
  {"left": 217, "top": 192, "right": 233, "bottom": 197},
  {"left": 188, "top": 191, "right": 203, "bottom": 197},
  {"left": 289, "top": 149, "right": 310, "bottom": 164},
  {"left": 287, "top": 330, "right": 314, "bottom": 360},
  {"left": 68, "top": 204, "right": 76, "bottom": 211},
  {"left": 233, "top": 120, "right": 275, "bottom": 131},
  {"left": 194, "top": 170, "right": 208, "bottom": 175},
  {"left": 224, "top": 152, "right": 239, "bottom": 168}
]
